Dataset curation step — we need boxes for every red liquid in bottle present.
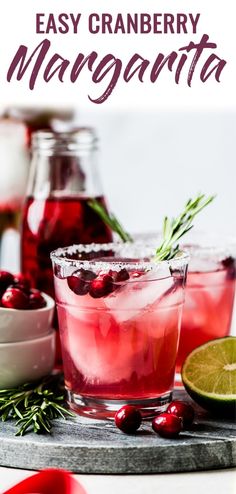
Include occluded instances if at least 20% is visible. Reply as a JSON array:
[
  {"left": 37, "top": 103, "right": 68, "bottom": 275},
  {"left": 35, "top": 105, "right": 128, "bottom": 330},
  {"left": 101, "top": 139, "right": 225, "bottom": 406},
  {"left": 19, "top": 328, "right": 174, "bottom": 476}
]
[
  {"left": 21, "top": 128, "right": 113, "bottom": 364},
  {"left": 21, "top": 195, "right": 112, "bottom": 295}
]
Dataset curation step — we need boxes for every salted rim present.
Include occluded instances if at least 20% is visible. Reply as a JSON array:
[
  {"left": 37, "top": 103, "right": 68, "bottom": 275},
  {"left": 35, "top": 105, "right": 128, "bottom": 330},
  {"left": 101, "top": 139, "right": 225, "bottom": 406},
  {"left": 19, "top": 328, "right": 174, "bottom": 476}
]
[
  {"left": 134, "top": 232, "right": 236, "bottom": 262},
  {"left": 50, "top": 242, "right": 189, "bottom": 272}
]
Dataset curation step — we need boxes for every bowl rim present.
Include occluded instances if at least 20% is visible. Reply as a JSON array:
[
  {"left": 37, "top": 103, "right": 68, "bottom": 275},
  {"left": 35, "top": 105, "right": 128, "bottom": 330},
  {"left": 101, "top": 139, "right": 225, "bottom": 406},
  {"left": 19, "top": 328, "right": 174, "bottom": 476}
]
[{"left": 0, "top": 329, "right": 55, "bottom": 348}]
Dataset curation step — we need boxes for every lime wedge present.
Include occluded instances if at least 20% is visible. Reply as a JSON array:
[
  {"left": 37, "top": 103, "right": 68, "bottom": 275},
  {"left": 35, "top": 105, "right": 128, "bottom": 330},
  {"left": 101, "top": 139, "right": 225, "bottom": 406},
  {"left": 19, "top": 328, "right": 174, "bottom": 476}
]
[{"left": 182, "top": 337, "right": 236, "bottom": 417}]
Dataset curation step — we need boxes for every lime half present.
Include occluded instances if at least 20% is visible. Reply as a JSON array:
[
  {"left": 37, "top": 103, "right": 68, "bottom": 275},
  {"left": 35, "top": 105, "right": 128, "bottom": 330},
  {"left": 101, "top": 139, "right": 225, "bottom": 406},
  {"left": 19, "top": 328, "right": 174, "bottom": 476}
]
[{"left": 182, "top": 337, "right": 236, "bottom": 417}]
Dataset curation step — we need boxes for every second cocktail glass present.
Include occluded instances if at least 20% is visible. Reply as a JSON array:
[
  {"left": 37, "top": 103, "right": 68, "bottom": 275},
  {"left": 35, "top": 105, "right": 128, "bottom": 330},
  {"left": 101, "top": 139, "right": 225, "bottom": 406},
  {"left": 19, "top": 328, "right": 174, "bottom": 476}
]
[
  {"left": 176, "top": 240, "right": 236, "bottom": 381},
  {"left": 51, "top": 242, "right": 188, "bottom": 419}
]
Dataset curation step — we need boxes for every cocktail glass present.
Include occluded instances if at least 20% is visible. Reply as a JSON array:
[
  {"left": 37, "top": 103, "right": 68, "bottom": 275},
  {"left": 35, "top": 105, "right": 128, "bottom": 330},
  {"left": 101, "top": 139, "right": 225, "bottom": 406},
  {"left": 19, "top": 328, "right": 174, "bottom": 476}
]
[
  {"left": 175, "top": 238, "right": 236, "bottom": 384},
  {"left": 51, "top": 242, "right": 188, "bottom": 419}
]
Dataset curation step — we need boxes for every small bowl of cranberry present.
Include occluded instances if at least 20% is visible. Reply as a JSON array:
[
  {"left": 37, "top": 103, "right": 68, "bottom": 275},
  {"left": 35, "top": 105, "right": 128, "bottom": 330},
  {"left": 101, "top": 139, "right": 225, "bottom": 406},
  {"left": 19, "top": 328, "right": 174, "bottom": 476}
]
[
  {"left": 0, "top": 271, "right": 55, "bottom": 343},
  {"left": 0, "top": 271, "right": 55, "bottom": 388}
]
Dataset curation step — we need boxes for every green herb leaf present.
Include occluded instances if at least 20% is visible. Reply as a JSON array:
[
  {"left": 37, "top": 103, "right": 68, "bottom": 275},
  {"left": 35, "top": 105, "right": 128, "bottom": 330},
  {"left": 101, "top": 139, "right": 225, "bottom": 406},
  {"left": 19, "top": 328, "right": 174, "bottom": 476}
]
[
  {"left": 155, "top": 193, "right": 215, "bottom": 261},
  {"left": 88, "top": 199, "right": 133, "bottom": 243},
  {"left": 0, "top": 374, "right": 75, "bottom": 436}
]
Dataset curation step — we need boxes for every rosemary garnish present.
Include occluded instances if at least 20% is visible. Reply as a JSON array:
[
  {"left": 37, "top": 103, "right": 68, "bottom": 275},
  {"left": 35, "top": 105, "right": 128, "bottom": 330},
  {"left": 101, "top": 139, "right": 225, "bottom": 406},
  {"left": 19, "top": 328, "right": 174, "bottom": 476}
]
[
  {"left": 155, "top": 193, "right": 215, "bottom": 261},
  {"left": 0, "top": 374, "right": 74, "bottom": 436},
  {"left": 88, "top": 199, "right": 133, "bottom": 242}
]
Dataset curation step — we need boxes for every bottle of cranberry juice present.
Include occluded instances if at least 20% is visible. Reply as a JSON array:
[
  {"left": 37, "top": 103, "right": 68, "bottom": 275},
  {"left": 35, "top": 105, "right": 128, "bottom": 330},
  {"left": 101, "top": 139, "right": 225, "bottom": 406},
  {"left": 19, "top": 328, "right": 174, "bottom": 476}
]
[{"left": 21, "top": 129, "right": 112, "bottom": 359}]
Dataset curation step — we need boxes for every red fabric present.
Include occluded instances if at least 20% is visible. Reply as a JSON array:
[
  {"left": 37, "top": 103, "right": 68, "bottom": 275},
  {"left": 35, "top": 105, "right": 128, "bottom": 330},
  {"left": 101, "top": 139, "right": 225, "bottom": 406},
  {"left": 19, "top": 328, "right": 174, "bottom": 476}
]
[{"left": 3, "top": 469, "right": 87, "bottom": 494}]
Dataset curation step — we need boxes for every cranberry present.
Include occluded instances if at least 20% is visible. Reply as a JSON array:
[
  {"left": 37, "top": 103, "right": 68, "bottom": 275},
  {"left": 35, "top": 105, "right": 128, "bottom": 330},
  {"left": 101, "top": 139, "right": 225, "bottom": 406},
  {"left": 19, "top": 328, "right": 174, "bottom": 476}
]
[
  {"left": 79, "top": 269, "right": 97, "bottom": 281},
  {"left": 89, "top": 274, "right": 114, "bottom": 298},
  {"left": 0, "top": 271, "right": 14, "bottom": 295},
  {"left": 67, "top": 269, "right": 97, "bottom": 295},
  {"left": 115, "top": 405, "right": 142, "bottom": 434},
  {"left": 167, "top": 401, "right": 195, "bottom": 428},
  {"left": 8, "top": 283, "right": 30, "bottom": 296},
  {"left": 67, "top": 276, "right": 89, "bottom": 296},
  {"left": 152, "top": 413, "right": 182, "bottom": 438},
  {"left": 29, "top": 290, "right": 47, "bottom": 309},
  {"left": 13, "top": 274, "right": 31, "bottom": 290},
  {"left": 109, "top": 268, "right": 130, "bottom": 282},
  {"left": 1, "top": 287, "right": 30, "bottom": 310}
]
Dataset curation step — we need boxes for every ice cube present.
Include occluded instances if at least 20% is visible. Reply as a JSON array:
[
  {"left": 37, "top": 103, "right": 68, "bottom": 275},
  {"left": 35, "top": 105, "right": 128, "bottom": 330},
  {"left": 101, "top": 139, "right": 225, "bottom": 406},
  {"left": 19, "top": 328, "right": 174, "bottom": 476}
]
[
  {"left": 104, "top": 266, "right": 174, "bottom": 324},
  {"left": 65, "top": 309, "right": 145, "bottom": 382}
]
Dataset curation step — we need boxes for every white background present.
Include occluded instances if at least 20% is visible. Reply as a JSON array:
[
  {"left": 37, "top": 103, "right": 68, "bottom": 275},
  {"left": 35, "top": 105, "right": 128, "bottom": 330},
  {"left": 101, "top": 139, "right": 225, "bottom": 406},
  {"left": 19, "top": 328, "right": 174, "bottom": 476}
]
[
  {"left": 0, "top": 0, "right": 235, "bottom": 111},
  {"left": 0, "top": 1, "right": 235, "bottom": 234}
]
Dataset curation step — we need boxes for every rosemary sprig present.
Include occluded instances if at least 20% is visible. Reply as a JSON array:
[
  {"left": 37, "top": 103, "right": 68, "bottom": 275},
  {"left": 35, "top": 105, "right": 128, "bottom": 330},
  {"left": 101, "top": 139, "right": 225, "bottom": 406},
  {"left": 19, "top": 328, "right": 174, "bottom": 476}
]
[
  {"left": 88, "top": 194, "right": 215, "bottom": 260},
  {"left": 0, "top": 374, "right": 74, "bottom": 436},
  {"left": 88, "top": 199, "right": 133, "bottom": 242},
  {"left": 155, "top": 193, "right": 215, "bottom": 261}
]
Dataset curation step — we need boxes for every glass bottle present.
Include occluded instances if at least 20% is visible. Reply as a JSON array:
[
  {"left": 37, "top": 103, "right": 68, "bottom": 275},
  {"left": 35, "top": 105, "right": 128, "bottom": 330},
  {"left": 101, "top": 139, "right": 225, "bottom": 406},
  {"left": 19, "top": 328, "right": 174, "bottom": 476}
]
[{"left": 21, "top": 129, "right": 112, "bottom": 362}]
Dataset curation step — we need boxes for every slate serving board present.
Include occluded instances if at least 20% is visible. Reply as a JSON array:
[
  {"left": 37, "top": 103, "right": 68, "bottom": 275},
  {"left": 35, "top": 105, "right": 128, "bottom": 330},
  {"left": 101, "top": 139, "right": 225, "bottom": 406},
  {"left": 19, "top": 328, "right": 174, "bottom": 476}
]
[{"left": 0, "top": 390, "right": 235, "bottom": 474}]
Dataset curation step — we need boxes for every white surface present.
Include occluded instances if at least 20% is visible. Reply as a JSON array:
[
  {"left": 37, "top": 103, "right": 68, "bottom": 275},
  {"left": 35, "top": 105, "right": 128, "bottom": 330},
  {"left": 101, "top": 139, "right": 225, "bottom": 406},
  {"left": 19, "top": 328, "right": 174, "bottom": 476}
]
[{"left": 0, "top": 466, "right": 235, "bottom": 494}]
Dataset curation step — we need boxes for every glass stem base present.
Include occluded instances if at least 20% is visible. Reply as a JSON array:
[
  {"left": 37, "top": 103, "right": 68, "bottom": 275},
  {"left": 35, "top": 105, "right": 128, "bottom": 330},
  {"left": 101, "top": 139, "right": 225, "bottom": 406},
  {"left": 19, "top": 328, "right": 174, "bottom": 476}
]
[{"left": 67, "top": 390, "right": 172, "bottom": 420}]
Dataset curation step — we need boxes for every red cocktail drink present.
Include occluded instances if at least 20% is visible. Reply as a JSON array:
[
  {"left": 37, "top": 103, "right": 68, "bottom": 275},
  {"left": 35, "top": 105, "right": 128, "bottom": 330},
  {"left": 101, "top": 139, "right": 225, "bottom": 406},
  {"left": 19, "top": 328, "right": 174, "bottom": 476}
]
[
  {"left": 176, "top": 246, "right": 236, "bottom": 379},
  {"left": 51, "top": 243, "right": 188, "bottom": 419}
]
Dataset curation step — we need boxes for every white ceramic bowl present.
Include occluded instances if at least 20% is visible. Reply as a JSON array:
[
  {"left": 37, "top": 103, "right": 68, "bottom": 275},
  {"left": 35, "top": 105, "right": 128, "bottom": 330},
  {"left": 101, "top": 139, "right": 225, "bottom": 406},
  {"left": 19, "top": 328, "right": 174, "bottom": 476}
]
[
  {"left": 0, "top": 330, "right": 56, "bottom": 388},
  {"left": 0, "top": 293, "right": 55, "bottom": 343}
]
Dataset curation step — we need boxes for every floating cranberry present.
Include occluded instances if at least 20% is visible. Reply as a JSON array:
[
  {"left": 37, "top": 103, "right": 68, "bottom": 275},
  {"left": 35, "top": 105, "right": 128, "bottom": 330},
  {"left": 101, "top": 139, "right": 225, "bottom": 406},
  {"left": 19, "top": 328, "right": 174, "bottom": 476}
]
[
  {"left": 152, "top": 413, "right": 182, "bottom": 438},
  {"left": 89, "top": 274, "right": 113, "bottom": 298},
  {"left": 109, "top": 268, "right": 130, "bottom": 282},
  {"left": 67, "top": 276, "right": 90, "bottom": 296},
  {"left": 79, "top": 269, "right": 97, "bottom": 281},
  {"left": 0, "top": 271, "right": 14, "bottom": 295},
  {"left": 1, "top": 287, "right": 30, "bottom": 310},
  {"left": 115, "top": 405, "right": 142, "bottom": 434},
  {"left": 167, "top": 401, "right": 195, "bottom": 428},
  {"left": 68, "top": 269, "right": 97, "bottom": 295},
  {"left": 29, "top": 290, "right": 47, "bottom": 309}
]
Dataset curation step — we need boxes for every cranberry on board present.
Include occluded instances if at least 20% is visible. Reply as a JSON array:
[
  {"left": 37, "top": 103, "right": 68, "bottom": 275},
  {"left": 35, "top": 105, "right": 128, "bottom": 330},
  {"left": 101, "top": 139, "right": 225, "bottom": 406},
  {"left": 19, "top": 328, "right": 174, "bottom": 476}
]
[
  {"left": 167, "top": 401, "right": 195, "bottom": 428},
  {"left": 1, "top": 287, "right": 30, "bottom": 310},
  {"left": 152, "top": 413, "right": 182, "bottom": 438},
  {"left": 115, "top": 405, "right": 142, "bottom": 434}
]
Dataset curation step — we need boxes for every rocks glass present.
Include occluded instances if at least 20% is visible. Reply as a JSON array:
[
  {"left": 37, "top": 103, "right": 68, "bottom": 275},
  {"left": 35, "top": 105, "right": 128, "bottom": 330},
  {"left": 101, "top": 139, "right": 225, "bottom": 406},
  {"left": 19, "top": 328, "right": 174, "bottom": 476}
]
[
  {"left": 51, "top": 242, "right": 188, "bottom": 419},
  {"left": 176, "top": 239, "right": 236, "bottom": 382}
]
